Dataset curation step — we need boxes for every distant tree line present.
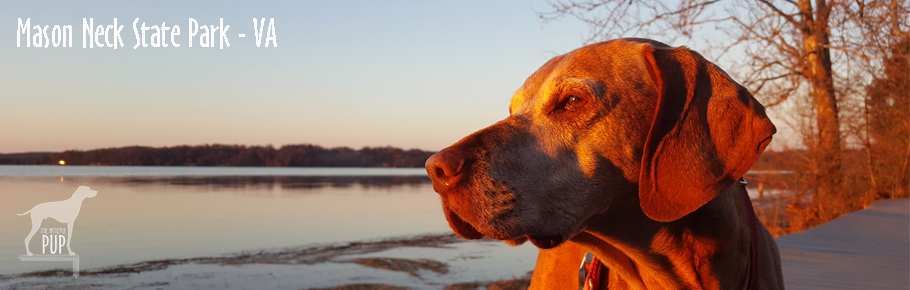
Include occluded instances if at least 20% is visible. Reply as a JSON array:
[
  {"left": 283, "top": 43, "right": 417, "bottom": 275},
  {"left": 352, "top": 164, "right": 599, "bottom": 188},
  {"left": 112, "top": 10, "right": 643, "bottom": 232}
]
[
  {"left": 0, "top": 144, "right": 436, "bottom": 167},
  {"left": 1, "top": 143, "right": 818, "bottom": 170}
]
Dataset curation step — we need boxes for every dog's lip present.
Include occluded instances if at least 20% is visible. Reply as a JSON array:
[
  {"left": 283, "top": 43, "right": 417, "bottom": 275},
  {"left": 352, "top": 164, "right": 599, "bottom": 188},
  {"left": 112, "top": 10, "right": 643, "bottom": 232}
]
[
  {"left": 527, "top": 235, "right": 567, "bottom": 249},
  {"left": 444, "top": 207, "right": 484, "bottom": 240}
]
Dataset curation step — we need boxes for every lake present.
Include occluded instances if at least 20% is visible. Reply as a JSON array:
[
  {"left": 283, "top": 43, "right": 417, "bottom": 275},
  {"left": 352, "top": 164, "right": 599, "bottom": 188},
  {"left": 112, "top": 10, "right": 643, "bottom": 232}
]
[
  {"left": 0, "top": 166, "right": 451, "bottom": 275},
  {"left": 0, "top": 165, "right": 776, "bottom": 277}
]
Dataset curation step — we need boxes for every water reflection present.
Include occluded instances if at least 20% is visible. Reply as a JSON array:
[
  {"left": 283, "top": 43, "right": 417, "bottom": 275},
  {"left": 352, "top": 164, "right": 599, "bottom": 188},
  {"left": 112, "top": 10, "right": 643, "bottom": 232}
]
[
  {"left": 107, "top": 175, "right": 432, "bottom": 190},
  {"left": 0, "top": 173, "right": 446, "bottom": 275}
]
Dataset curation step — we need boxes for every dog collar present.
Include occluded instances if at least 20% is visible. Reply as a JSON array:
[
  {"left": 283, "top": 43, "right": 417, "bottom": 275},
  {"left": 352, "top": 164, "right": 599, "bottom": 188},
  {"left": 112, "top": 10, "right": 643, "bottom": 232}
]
[{"left": 578, "top": 251, "right": 603, "bottom": 290}]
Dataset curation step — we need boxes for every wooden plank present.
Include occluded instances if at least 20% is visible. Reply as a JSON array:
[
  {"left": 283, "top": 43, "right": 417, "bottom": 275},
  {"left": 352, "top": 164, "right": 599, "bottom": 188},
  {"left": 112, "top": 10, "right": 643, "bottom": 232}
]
[{"left": 776, "top": 199, "right": 909, "bottom": 290}]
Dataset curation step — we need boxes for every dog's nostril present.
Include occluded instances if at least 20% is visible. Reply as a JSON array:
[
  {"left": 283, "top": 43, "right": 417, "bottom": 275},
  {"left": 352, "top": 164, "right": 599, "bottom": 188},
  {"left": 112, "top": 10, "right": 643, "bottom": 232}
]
[
  {"left": 428, "top": 151, "right": 463, "bottom": 177},
  {"left": 436, "top": 167, "right": 447, "bottom": 178},
  {"left": 425, "top": 149, "right": 468, "bottom": 190}
]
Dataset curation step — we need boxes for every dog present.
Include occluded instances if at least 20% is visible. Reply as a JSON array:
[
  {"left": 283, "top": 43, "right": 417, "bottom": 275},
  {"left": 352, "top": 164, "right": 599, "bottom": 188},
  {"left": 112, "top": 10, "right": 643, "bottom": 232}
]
[
  {"left": 425, "top": 38, "right": 783, "bottom": 289},
  {"left": 18, "top": 185, "right": 97, "bottom": 256}
]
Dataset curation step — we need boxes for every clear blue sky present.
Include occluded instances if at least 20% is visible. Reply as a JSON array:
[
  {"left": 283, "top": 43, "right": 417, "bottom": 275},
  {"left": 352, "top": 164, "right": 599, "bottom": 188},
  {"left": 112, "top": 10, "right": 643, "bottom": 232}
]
[
  {"left": 1, "top": 1, "right": 794, "bottom": 153},
  {"left": 1, "top": 1, "right": 599, "bottom": 153}
]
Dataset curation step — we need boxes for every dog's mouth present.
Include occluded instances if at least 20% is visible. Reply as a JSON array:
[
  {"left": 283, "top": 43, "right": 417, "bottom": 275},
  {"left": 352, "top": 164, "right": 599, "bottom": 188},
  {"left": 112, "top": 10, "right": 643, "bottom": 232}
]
[
  {"left": 443, "top": 207, "right": 566, "bottom": 249},
  {"left": 444, "top": 207, "right": 484, "bottom": 240}
]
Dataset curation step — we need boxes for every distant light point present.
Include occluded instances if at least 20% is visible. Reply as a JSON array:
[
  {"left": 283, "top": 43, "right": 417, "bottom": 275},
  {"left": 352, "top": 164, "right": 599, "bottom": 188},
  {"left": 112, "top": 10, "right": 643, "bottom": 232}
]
[{"left": 59, "top": 160, "right": 65, "bottom": 165}]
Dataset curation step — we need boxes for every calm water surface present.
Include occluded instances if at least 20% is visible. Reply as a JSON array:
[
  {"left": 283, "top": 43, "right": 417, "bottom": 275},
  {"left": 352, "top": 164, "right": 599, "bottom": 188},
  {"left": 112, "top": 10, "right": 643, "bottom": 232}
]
[{"left": 0, "top": 166, "right": 446, "bottom": 274}]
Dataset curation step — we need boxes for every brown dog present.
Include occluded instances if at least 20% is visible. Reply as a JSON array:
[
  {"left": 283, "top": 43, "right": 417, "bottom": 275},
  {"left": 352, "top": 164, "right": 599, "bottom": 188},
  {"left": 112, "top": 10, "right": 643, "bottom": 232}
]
[{"left": 425, "top": 38, "right": 783, "bottom": 289}]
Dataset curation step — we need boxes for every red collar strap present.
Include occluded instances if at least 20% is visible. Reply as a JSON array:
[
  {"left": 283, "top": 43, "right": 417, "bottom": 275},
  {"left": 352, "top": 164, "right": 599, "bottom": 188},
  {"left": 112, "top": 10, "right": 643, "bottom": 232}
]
[
  {"left": 578, "top": 251, "right": 605, "bottom": 290},
  {"left": 578, "top": 179, "right": 759, "bottom": 290}
]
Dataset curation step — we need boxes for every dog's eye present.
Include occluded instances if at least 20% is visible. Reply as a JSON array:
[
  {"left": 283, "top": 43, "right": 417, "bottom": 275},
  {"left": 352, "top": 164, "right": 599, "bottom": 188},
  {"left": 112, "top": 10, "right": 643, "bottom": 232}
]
[{"left": 564, "top": 95, "right": 587, "bottom": 110}]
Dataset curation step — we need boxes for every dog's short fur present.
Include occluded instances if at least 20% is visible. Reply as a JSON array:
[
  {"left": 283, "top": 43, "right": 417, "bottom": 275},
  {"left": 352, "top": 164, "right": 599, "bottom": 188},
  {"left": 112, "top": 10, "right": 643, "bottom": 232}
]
[
  {"left": 425, "top": 38, "right": 783, "bottom": 289},
  {"left": 18, "top": 185, "right": 97, "bottom": 256}
]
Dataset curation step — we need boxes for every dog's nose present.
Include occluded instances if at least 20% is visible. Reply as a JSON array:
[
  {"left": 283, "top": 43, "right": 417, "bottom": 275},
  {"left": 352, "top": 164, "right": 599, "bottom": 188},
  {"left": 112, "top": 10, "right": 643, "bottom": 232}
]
[{"left": 425, "top": 148, "right": 466, "bottom": 192}]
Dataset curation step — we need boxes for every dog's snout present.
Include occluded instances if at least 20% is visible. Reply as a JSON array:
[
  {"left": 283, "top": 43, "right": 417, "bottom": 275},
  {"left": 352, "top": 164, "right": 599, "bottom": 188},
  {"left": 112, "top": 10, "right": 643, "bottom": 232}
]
[{"left": 425, "top": 148, "right": 467, "bottom": 192}]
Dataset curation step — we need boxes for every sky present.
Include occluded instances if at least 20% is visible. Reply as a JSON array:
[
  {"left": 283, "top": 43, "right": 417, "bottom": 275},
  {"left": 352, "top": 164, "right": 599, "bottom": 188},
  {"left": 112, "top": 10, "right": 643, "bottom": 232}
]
[{"left": 1, "top": 1, "right": 795, "bottom": 153}]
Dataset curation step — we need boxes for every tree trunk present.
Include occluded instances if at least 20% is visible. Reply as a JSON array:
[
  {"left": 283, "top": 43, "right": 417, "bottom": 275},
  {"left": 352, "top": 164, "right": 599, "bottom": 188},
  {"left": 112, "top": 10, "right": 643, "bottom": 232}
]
[{"left": 799, "top": 0, "right": 841, "bottom": 218}]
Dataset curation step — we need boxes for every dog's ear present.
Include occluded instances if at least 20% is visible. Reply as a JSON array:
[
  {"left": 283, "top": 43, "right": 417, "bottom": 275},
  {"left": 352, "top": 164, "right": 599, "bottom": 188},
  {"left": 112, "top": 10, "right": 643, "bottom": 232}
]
[{"left": 637, "top": 43, "right": 776, "bottom": 222}]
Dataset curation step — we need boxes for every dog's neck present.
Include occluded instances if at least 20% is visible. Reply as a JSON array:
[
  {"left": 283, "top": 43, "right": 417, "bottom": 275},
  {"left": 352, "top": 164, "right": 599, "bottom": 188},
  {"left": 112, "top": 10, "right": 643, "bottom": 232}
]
[{"left": 571, "top": 183, "right": 751, "bottom": 290}]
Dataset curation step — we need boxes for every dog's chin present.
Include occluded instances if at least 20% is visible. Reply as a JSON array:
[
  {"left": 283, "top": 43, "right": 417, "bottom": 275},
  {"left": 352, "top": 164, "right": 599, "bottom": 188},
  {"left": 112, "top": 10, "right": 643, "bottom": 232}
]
[
  {"left": 504, "top": 236, "right": 528, "bottom": 246},
  {"left": 496, "top": 234, "right": 566, "bottom": 249},
  {"left": 444, "top": 207, "right": 568, "bottom": 249}
]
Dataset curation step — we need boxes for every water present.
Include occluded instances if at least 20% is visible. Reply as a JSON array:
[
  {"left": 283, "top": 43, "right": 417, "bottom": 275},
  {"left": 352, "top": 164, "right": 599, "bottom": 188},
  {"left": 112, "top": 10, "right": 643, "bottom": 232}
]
[
  {"left": 0, "top": 166, "right": 447, "bottom": 275},
  {"left": 0, "top": 165, "right": 428, "bottom": 177}
]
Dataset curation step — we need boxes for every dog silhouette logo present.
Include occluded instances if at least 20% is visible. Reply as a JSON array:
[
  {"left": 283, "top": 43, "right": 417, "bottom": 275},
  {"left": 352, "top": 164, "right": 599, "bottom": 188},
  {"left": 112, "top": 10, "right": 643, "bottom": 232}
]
[{"left": 18, "top": 185, "right": 97, "bottom": 256}]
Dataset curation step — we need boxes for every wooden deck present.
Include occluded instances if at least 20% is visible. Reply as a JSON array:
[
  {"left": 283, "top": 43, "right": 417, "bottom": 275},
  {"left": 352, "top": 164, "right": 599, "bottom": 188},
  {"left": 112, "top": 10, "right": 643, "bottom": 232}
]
[{"left": 776, "top": 198, "right": 909, "bottom": 289}]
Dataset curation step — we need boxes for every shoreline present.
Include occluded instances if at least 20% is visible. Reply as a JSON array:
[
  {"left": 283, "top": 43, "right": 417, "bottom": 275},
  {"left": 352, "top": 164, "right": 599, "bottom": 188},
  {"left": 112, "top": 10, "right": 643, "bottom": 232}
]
[{"left": 0, "top": 233, "right": 538, "bottom": 290}]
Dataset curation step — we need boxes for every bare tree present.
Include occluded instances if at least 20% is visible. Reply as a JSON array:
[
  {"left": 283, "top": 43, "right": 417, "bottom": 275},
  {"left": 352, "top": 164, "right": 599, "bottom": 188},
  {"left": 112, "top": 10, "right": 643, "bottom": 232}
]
[
  {"left": 541, "top": 0, "right": 909, "bottom": 226},
  {"left": 861, "top": 39, "right": 910, "bottom": 198}
]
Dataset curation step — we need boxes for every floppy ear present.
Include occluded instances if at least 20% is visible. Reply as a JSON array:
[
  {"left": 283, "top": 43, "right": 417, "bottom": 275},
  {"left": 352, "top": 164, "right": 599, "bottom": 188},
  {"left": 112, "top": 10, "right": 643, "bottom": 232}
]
[{"left": 637, "top": 43, "right": 776, "bottom": 222}]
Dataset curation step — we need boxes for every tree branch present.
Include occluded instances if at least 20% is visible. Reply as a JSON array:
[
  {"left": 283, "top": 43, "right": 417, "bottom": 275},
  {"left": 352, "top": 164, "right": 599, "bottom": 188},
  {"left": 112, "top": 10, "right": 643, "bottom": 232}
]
[{"left": 758, "top": 0, "right": 810, "bottom": 32}]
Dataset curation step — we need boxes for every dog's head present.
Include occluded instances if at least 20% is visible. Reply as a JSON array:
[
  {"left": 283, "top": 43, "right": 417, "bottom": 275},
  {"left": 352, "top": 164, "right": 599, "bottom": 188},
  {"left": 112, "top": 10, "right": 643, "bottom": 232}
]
[
  {"left": 425, "top": 38, "right": 775, "bottom": 249},
  {"left": 75, "top": 185, "right": 98, "bottom": 199}
]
